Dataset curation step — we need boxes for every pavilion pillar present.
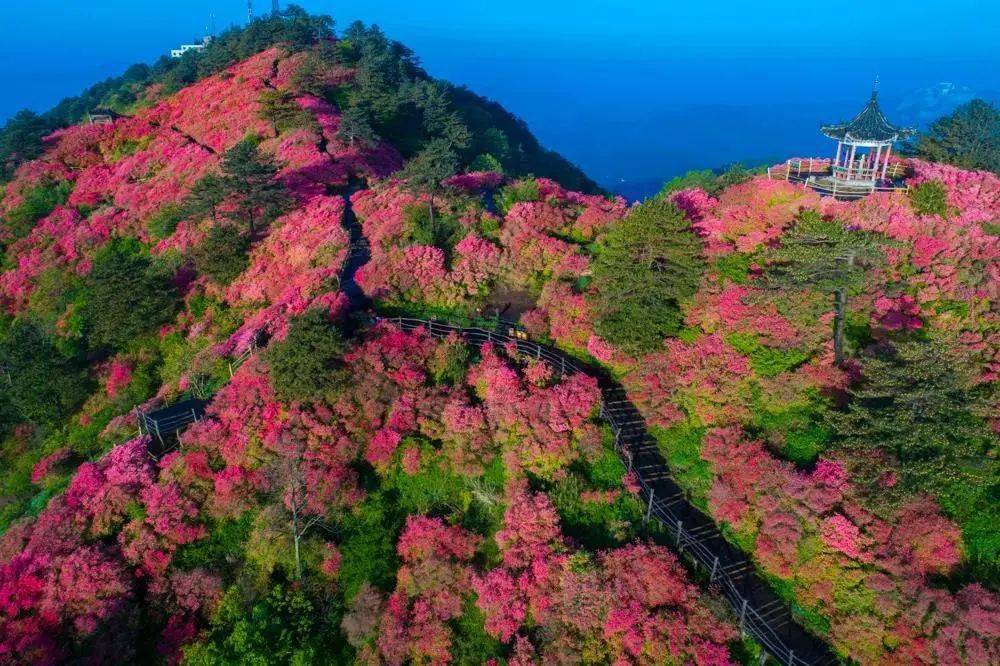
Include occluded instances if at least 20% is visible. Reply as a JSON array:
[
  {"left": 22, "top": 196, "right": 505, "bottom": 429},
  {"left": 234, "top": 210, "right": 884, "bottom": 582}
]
[
  {"left": 834, "top": 141, "right": 843, "bottom": 167},
  {"left": 881, "top": 143, "right": 893, "bottom": 180},
  {"left": 872, "top": 144, "right": 883, "bottom": 182},
  {"left": 847, "top": 144, "right": 857, "bottom": 180}
]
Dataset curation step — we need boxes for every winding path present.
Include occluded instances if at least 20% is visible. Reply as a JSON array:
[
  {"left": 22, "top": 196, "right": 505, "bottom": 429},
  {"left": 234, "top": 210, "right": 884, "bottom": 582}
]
[{"left": 336, "top": 193, "right": 839, "bottom": 665}]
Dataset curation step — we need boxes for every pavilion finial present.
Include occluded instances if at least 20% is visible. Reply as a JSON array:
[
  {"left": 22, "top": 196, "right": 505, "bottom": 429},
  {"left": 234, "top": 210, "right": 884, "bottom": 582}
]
[{"left": 872, "top": 75, "right": 880, "bottom": 99}]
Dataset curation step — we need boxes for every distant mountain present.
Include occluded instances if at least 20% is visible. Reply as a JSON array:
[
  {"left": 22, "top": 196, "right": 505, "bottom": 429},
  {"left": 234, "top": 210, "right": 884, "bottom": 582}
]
[{"left": 894, "top": 82, "right": 999, "bottom": 127}]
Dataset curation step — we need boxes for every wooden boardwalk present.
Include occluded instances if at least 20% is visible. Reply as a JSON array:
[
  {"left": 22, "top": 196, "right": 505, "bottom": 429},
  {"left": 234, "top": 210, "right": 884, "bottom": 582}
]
[{"left": 383, "top": 317, "right": 840, "bottom": 666}]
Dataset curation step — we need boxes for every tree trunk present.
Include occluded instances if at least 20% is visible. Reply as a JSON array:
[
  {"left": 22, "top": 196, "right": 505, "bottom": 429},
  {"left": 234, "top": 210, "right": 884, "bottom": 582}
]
[
  {"left": 428, "top": 192, "right": 435, "bottom": 228},
  {"left": 833, "top": 288, "right": 847, "bottom": 366},
  {"left": 291, "top": 500, "right": 302, "bottom": 580},
  {"left": 833, "top": 251, "right": 856, "bottom": 366}
]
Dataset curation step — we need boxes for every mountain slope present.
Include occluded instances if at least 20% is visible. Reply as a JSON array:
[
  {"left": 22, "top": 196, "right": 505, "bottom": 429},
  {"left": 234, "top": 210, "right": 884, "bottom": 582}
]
[
  {"left": 0, "top": 17, "right": 742, "bottom": 666},
  {"left": 0, "top": 9, "right": 998, "bottom": 666}
]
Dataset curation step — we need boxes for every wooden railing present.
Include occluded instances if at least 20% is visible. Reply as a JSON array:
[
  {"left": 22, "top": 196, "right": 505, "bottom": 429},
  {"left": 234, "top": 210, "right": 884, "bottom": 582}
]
[
  {"left": 382, "top": 316, "right": 838, "bottom": 666},
  {"left": 767, "top": 159, "right": 908, "bottom": 200}
]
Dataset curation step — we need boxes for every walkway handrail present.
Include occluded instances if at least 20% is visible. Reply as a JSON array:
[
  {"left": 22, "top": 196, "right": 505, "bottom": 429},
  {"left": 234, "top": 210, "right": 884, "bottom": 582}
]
[{"left": 380, "top": 316, "right": 837, "bottom": 666}]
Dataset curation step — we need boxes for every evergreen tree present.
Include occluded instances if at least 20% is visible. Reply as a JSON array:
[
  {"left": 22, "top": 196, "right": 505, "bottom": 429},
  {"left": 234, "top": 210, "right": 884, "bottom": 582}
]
[
  {"left": 258, "top": 90, "right": 312, "bottom": 134},
  {"left": 191, "top": 224, "right": 252, "bottom": 286},
  {"left": 80, "top": 238, "right": 179, "bottom": 351},
  {"left": 828, "top": 339, "right": 997, "bottom": 501},
  {"left": 220, "top": 138, "right": 294, "bottom": 235},
  {"left": 592, "top": 199, "right": 705, "bottom": 354},
  {"left": 0, "top": 319, "right": 92, "bottom": 427},
  {"left": 336, "top": 106, "right": 379, "bottom": 149},
  {"left": 185, "top": 173, "right": 227, "bottom": 222},
  {"left": 395, "top": 138, "right": 459, "bottom": 227},
  {"left": 415, "top": 81, "right": 471, "bottom": 151},
  {"left": 0, "top": 110, "right": 49, "bottom": 181},
  {"left": 907, "top": 99, "right": 1000, "bottom": 174},
  {"left": 264, "top": 308, "right": 349, "bottom": 403},
  {"left": 763, "top": 211, "right": 885, "bottom": 364}
]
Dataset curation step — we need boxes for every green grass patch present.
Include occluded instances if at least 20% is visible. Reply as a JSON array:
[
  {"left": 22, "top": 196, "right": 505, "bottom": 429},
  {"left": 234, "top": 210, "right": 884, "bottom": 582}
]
[
  {"left": 725, "top": 332, "right": 810, "bottom": 378},
  {"left": 650, "top": 421, "right": 712, "bottom": 509}
]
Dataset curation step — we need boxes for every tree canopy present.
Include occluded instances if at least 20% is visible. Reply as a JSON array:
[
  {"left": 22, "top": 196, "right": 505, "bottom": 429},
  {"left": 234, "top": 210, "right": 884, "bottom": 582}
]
[
  {"left": 764, "top": 211, "right": 885, "bottom": 364},
  {"left": 908, "top": 99, "right": 1000, "bottom": 174},
  {"left": 591, "top": 199, "right": 704, "bottom": 354}
]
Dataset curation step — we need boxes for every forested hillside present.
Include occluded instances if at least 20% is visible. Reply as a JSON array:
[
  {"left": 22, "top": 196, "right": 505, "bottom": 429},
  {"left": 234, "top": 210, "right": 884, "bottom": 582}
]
[{"left": 0, "top": 6, "right": 997, "bottom": 666}]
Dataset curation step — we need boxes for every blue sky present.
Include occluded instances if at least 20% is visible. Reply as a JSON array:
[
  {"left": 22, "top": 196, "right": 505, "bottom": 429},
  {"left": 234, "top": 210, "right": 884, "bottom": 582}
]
[{"left": 2, "top": 1, "right": 998, "bottom": 195}]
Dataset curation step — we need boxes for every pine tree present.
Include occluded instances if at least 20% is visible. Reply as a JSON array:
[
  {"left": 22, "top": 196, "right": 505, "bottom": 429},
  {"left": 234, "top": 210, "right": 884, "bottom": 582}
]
[
  {"left": 763, "top": 211, "right": 885, "bottom": 364},
  {"left": 220, "top": 138, "right": 294, "bottom": 235},
  {"left": 592, "top": 199, "right": 705, "bottom": 354},
  {"left": 828, "top": 339, "right": 997, "bottom": 500},
  {"left": 258, "top": 90, "right": 312, "bottom": 134},
  {"left": 185, "top": 173, "right": 227, "bottom": 221},
  {"left": 396, "top": 138, "right": 459, "bottom": 227},
  {"left": 0, "top": 319, "right": 91, "bottom": 427},
  {"left": 907, "top": 99, "right": 999, "bottom": 174},
  {"left": 336, "top": 105, "right": 379, "bottom": 149}
]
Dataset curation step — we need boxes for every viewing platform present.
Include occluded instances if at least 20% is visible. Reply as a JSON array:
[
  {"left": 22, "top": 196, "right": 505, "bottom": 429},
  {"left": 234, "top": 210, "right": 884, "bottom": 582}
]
[
  {"left": 767, "top": 157, "right": 910, "bottom": 200},
  {"left": 770, "top": 87, "right": 914, "bottom": 200}
]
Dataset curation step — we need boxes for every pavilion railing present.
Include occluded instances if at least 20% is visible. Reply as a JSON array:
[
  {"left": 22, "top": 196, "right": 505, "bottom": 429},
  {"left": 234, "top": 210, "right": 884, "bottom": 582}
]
[
  {"left": 767, "top": 159, "right": 908, "bottom": 200},
  {"left": 381, "top": 316, "right": 837, "bottom": 666}
]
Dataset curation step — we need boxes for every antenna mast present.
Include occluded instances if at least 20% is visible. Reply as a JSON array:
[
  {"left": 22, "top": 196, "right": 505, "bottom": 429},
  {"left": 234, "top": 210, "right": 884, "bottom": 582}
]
[
  {"left": 247, "top": 1, "right": 253, "bottom": 22},
  {"left": 273, "top": 1, "right": 280, "bottom": 14}
]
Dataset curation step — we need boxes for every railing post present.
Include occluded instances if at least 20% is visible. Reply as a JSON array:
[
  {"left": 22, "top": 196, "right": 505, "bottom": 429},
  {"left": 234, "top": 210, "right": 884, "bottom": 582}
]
[
  {"left": 739, "top": 599, "right": 748, "bottom": 634},
  {"left": 710, "top": 556, "right": 719, "bottom": 582},
  {"left": 560, "top": 356, "right": 566, "bottom": 375},
  {"left": 676, "top": 519, "right": 685, "bottom": 554},
  {"left": 626, "top": 448, "right": 633, "bottom": 474},
  {"left": 788, "top": 650, "right": 794, "bottom": 665},
  {"left": 191, "top": 408, "right": 198, "bottom": 423},
  {"left": 645, "top": 488, "right": 654, "bottom": 522}
]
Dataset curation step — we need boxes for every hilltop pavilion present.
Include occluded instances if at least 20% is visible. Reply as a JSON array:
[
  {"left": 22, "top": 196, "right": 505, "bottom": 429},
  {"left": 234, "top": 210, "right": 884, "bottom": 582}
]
[{"left": 820, "top": 89, "right": 915, "bottom": 186}]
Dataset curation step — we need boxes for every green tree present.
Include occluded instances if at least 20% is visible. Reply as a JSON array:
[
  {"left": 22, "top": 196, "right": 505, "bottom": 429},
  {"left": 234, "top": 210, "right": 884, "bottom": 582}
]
[
  {"left": 0, "top": 110, "right": 49, "bottom": 181},
  {"left": 264, "top": 308, "right": 349, "bottom": 403},
  {"left": 494, "top": 178, "right": 539, "bottom": 214},
  {"left": 220, "top": 138, "right": 294, "bottom": 235},
  {"left": 591, "top": 199, "right": 705, "bottom": 354},
  {"left": 909, "top": 180, "right": 950, "bottom": 216},
  {"left": 395, "top": 138, "right": 459, "bottom": 228},
  {"left": 907, "top": 99, "right": 1000, "bottom": 174},
  {"left": 336, "top": 105, "right": 379, "bottom": 149},
  {"left": 184, "top": 584, "right": 338, "bottom": 665},
  {"left": 146, "top": 203, "right": 189, "bottom": 240},
  {"left": 258, "top": 90, "right": 313, "bottom": 134},
  {"left": 414, "top": 81, "right": 471, "bottom": 150},
  {"left": 405, "top": 203, "right": 463, "bottom": 254},
  {"left": 658, "top": 163, "right": 764, "bottom": 198},
  {"left": 828, "top": 339, "right": 997, "bottom": 503},
  {"left": 0, "top": 319, "right": 91, "bottom": 427},
  {"left": 191, "top": 224, "right": 252, "bottom": 285},
  {"left": 80, "top": 238, "right": 179, "bottom": 351},
  {"left": 763, "top": 211, "right": 885, "bottom": 365},
  {"left": 185, "top": 173, "right": 227, "bottom": 222},
  {"left": 469, "top": 153, "right": 503, "bottom": 174},
  {"left": 2, "top": 178, "right": 72, "bottom": 239}
]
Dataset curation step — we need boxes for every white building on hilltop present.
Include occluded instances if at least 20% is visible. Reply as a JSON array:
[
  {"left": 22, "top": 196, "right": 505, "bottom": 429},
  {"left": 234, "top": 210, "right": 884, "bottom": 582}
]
[{"left": 170, "top": 36, "right": 212, "bottom": 59}]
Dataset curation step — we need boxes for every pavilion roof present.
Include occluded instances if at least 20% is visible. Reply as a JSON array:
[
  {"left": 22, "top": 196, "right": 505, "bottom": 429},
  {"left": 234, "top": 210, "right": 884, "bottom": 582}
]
[{"left": 821, "top": 91, "right": 915, "bottom": 143}]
